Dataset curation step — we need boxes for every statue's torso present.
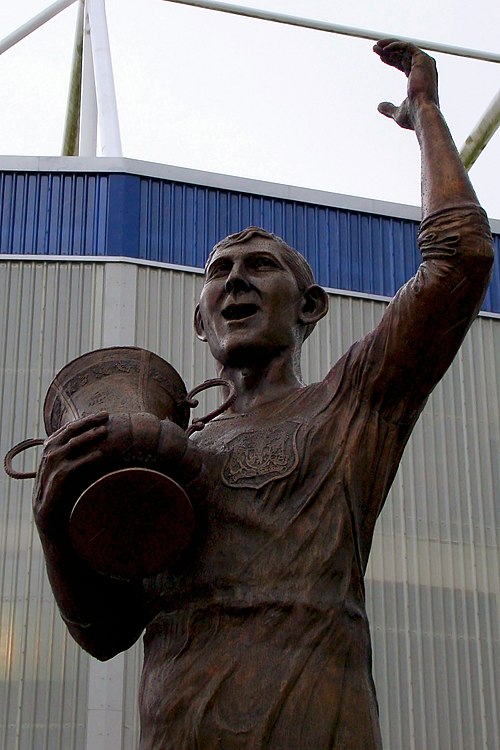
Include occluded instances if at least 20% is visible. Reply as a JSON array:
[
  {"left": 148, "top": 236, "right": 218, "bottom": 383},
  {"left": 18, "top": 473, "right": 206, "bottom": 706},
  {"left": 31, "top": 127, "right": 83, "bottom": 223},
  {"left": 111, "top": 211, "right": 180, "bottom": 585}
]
[{"left": 139, "top": 367, "right": 394, "bottom": 749}]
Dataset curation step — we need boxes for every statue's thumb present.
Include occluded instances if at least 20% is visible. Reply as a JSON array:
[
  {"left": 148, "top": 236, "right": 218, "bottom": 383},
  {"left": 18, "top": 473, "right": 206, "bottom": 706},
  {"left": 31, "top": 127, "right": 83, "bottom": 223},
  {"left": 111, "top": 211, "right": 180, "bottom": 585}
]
[{"left": 377, "top": 101, "right": 397, "bottom": 119}]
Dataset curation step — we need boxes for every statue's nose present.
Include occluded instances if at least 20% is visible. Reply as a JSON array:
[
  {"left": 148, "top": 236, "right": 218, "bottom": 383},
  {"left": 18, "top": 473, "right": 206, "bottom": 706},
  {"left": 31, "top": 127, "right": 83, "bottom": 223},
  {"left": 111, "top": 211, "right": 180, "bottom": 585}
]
[{"left": 224, "top": 267, "right": 251, "bottom": 294}]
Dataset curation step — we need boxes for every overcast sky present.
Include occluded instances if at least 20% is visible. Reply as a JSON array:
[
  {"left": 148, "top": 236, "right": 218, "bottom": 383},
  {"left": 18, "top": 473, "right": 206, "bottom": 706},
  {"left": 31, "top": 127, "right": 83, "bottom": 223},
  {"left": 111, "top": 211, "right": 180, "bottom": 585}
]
[{"left": 0, "top": 0, "right": 499, "bottom": 218}]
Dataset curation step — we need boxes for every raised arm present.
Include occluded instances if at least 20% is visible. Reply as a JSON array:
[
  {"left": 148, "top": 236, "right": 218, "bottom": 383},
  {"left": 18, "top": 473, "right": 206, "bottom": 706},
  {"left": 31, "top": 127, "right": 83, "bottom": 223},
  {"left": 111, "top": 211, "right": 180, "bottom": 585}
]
[
  {"left": 373, "top": 39, "right": 478, "bottom": 216},
  {"left": 355, "top": 41, "right": 494, "bottom": 423}
]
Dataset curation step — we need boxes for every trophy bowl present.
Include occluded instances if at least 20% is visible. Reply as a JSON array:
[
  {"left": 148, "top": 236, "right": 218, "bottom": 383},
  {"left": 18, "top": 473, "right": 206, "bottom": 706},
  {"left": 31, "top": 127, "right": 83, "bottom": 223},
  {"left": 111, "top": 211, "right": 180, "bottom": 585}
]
[
  {"left": 5, "top": 347, "right": 236, "bottom": 580},
  {"left": 43, "top": 346, "right": 191, "bottom": 433}
]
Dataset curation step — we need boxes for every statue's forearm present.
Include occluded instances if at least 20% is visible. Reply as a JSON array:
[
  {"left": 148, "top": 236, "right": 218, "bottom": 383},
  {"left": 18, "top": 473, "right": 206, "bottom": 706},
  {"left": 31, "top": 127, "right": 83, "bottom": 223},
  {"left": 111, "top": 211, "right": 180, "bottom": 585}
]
[
  {"left": 414, "top": 100, "right": 480, "bottom": 217},
  {"left": 40, "top": 532, "right": 148, "bottom": 659},
  {"left": 374, "top": 40, "right": 483, "bottom": 219}
]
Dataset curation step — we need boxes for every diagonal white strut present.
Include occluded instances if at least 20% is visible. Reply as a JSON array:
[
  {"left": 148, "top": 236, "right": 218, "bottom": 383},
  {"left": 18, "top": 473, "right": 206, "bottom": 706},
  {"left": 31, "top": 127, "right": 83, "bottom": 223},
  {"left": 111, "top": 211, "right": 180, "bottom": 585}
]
[
  {"left": 459, "top": 90, "right": 500, "bottom": 171},
  {"left": 0, "top": 0, "right": 79, "bottom": 56}
]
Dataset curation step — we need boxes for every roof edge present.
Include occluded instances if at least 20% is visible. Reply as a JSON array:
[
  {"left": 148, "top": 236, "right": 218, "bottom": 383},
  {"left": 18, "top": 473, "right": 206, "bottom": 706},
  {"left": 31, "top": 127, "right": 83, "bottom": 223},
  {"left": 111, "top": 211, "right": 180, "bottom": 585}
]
[
  {"left": 1, "top": 156, "right": 498, "bottom": 232},
  {"left": 0, "top": 155, "right": 423, "bottom": 224}
]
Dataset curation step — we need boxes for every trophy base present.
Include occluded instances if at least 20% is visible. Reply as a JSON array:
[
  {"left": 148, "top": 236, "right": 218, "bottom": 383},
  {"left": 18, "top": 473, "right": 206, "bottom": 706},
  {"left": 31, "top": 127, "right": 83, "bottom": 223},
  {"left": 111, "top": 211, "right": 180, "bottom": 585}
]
[{"left": 69, "top": 467, "right": 195, "bottom": 580}]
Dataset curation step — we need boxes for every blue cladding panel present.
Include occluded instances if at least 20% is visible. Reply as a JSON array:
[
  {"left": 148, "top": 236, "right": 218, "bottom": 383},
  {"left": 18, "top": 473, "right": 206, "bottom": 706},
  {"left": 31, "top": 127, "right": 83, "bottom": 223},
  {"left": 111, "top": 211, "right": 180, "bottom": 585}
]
[
  {"left": 0, "top": 169, "right": 498, "bottom": 312},
  {"left": 107, "top": 174, "right": 141, "bottom": 256},
  {"left": 0, "top": 171, "right": 109, "bottom": 255},
  {"left": 137, "top": 180, "right": 423, "bottom": 296}
]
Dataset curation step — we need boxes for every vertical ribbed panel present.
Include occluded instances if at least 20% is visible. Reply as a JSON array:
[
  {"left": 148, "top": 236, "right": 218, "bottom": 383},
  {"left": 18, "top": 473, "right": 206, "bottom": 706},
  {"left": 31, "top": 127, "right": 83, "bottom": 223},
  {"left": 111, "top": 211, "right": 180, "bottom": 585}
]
[
  {"left": 0, "top": 261, "right": 105, "bottom": 750},
  {"left": 0, "top": 172, "right": 110, "bottom": 256},
  {"left": 1, "top": 260, "right": 497, "bottom": 750},
  {"left": 366, "top": 315, "right": 499, "bottom": 750},
  {"left": 136, "top": 178, "right": 495, "bottom": 312},
  {"left": 1, "top": 169, "right": 498, "bottom": 313}
]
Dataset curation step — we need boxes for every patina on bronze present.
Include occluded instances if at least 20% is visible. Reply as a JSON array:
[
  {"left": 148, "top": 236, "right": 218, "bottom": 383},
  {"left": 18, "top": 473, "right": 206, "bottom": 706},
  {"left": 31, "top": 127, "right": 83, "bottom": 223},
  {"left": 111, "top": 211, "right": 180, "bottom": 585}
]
[
  {"left": 4, "top": 346, "right": 235, "bottom": 579},
  {"left": 12, "top": 41, "right": 495, "bottom": 750}
]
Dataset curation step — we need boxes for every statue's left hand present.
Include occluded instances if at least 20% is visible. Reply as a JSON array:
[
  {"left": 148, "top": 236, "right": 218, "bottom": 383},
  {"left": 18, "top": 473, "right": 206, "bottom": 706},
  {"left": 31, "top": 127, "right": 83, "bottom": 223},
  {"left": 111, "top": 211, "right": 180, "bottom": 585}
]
[
  {"left": 373, "top": 39, "right": 439, "bottom": 130},
  {"left": 105, "top": 413, "right": 198, "bottom": 480},
  {"left": 107, "top": 414, "right": 204, "bottom": 490}
]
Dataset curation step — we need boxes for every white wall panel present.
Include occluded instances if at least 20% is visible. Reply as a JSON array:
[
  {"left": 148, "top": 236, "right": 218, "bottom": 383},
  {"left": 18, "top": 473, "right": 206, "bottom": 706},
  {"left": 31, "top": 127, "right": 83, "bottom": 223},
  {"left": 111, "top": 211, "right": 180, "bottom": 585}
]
[{"left": 0, "top": 261, "right": 105, "bottom": 750}]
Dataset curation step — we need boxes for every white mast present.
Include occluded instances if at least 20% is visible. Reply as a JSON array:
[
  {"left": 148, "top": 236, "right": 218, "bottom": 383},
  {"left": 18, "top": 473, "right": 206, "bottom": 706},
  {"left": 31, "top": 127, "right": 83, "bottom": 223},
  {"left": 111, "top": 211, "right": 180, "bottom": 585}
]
[{"left": 0, "top": 0, "right": 499, "bottom": 165}]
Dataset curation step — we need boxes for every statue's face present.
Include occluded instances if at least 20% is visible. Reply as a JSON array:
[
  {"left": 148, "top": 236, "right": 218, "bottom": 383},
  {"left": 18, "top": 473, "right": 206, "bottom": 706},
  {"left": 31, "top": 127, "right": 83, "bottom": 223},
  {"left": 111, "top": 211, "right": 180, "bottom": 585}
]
[{"left": 196, "top": 237, "right": 305, "bottom": 366}]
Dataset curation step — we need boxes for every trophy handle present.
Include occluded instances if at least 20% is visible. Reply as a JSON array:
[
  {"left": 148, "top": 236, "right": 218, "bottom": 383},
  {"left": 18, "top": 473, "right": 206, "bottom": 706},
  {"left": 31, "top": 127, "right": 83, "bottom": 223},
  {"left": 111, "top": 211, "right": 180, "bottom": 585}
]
[
  {"left": 4, "top": 378, "right": 237, "bottom": 473},
  {"left": 185, "top": 379, "right": 237, "bottom": 437},
  {"left": 4, "top": 438, "right": 45, "bottom": 479}
]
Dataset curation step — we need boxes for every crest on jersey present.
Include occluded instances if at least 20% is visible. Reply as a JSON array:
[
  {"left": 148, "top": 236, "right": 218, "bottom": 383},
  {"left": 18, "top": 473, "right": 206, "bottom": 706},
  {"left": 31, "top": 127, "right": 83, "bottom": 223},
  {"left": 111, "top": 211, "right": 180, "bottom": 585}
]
[{"left": 222, "top": 421, "right": 302, "bottom": 489}]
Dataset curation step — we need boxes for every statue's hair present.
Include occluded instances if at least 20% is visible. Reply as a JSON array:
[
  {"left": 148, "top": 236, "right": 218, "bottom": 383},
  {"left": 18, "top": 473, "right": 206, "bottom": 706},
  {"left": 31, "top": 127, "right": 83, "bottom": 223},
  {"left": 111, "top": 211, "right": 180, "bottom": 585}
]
[
  {"left": 205, "top": 227, "right": 319, "bottom": 340},
  {"left": 206, "top": 227, "right": 316, "bottom": 290}
]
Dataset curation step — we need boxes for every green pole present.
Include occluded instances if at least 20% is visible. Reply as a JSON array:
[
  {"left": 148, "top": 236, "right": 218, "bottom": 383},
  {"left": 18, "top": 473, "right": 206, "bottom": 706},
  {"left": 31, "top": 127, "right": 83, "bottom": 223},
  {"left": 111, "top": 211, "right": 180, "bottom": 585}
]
[
  {"left": 62, "top": 0, "right": 84, "bottom": 156},
  {"left": 460, "top": 91, "right": 500, "bottom": 171}
]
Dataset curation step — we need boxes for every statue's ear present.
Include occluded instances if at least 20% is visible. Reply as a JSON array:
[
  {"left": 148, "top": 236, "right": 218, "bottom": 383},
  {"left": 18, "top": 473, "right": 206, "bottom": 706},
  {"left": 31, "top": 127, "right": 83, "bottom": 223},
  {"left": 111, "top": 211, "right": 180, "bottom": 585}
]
[
  {"left": 299, "top": 284, "right": 329, "bottom": 326},
  {"left": 194, "top": 305, "right": 207, "bottom": 342}
]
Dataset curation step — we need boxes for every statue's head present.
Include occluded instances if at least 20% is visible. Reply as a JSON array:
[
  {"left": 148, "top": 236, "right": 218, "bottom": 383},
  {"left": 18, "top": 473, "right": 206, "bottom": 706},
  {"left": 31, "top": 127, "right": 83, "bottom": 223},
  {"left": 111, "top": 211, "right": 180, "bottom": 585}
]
[
  {"left": 194, "top": 227, "right": 328, "bottom": 367},
  {"left": 206, "top": 228, "right": 315, "bottom": 296}
]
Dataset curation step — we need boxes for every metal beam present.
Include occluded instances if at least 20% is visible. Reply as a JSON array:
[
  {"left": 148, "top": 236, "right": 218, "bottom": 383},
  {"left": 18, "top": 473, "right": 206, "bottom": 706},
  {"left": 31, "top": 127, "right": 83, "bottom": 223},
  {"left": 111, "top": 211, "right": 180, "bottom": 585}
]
[
  {"left": 460, "top": 90, "right": 500, "bottom": 170},
  {"left": 161, "top": 0, "right": 500, "bottom": 64},
  {"left": 0, "top": 0, "right": 79, "bottom": 56},
  {"left": 62, "top": 0, "right": 85, "bottom": 156},
  {"left": 87, "top": 0, "right": 122, "bottom": 156},
  {"left": 79, "top": 2, "right": 98, "bottom": 156}
]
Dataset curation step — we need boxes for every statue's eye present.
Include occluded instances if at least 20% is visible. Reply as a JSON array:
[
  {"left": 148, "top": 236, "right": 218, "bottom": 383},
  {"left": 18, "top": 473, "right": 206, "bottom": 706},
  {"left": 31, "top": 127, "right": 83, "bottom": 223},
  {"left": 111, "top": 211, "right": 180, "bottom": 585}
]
[
  {"left": 207, "top": 261, "right": 231, "bottom": 279},
  {"left": 252, "top": 256, "right": 277, "bottom": 269}
]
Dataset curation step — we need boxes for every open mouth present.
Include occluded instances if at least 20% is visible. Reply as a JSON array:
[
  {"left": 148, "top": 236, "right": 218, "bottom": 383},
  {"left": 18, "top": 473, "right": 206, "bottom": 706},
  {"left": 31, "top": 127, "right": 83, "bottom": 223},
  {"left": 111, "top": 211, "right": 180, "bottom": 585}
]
[{"left": 221, "top": 303, "right": 259, "bottom": 321}]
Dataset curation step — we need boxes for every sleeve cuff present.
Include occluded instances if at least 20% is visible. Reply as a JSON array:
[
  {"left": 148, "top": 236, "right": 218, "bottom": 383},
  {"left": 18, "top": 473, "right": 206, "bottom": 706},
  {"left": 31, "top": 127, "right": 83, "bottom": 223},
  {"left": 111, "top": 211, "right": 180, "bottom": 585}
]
[{"left": 417, "top": 204, "right": 493, "bottom": 261}]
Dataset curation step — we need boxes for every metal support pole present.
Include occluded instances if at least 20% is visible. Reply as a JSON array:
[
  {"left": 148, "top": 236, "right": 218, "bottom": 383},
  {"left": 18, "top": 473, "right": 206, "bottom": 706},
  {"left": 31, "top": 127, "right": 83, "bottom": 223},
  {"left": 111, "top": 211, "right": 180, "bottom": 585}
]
[
  {"left": 87, "top": 0, "right": 122, "bottom": 156},
  {"left": 460, "top": 90, "right": 500, "bottom": 171},
  {"left": 0, "top": 0, "right": 79, "bottom": 56},
  {"left": 62, "top": 0, "right": 85, "bottom": 155},
  {"left": 79, "top": 2, "right": 98, "bottom": 156},
  {"left": 85, "top": 655, "right": 126, "bottom": 750},
  {"left": 161, "top": 0, "right": 500, "bottom": 64}
]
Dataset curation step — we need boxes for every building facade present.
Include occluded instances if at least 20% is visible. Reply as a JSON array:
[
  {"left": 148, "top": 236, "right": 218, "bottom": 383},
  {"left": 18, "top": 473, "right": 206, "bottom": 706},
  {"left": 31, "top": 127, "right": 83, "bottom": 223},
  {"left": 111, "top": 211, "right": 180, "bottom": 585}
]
[{"left": 0, "top": 157, "right": 498, "bottom": 749}]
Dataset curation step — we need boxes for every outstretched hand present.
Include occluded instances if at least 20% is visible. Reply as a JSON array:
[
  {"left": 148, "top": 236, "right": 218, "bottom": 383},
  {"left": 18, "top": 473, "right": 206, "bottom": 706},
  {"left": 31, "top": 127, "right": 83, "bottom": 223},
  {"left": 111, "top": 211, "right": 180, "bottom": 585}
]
[{"left": 374, "top": 39, "right": 439, "bottom": 130}]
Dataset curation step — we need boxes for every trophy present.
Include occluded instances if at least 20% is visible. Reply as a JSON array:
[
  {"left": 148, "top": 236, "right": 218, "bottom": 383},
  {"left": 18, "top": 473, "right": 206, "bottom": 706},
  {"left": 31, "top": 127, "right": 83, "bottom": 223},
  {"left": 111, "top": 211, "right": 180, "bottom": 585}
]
[{"left": 4, "top": 347, "right": 235, "bottom": 580}]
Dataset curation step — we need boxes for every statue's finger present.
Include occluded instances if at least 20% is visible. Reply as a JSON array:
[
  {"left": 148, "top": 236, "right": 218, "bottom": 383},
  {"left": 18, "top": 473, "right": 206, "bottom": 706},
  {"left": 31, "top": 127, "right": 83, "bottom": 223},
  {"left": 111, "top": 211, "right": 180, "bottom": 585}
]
[
  {"left": 376, "top": 51, "right": 405, "bottom": 72},
  {"left": 375, "top": 40, "right": 419, "bottom": 74},
  {"left": 374, "top": 38, "right": 402, "bottom": 52},
  {"left": 377, "top": 101, "right": 397, "bottom": 119},
  {"left": 377, "top": 39, "right": 418, "bottom": 55},
  {"left": 47, "top": 411, "right": 109, "bottom": 446}
]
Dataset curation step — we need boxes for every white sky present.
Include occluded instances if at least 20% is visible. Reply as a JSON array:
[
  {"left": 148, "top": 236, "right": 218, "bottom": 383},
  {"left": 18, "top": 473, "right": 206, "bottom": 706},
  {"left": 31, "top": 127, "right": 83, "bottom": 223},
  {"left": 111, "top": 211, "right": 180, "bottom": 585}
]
[{"left": 0, "top": 0, "right": 499, "bottom": 219}]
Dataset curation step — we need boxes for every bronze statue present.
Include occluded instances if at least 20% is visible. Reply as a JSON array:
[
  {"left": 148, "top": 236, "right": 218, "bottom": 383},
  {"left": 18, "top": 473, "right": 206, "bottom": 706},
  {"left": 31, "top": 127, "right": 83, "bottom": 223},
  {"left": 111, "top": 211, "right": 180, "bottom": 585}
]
[{"left": 29, "top": 41, "right": 493, "bottom": 749}]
